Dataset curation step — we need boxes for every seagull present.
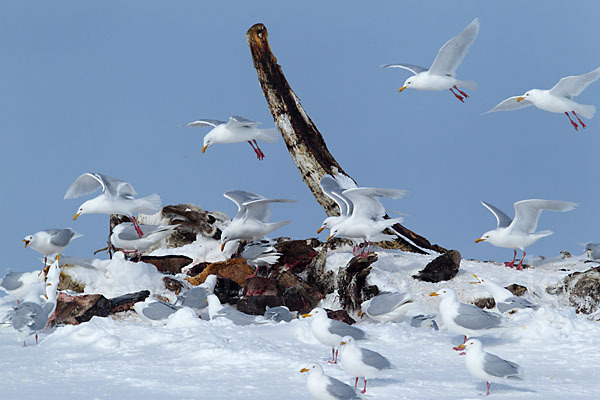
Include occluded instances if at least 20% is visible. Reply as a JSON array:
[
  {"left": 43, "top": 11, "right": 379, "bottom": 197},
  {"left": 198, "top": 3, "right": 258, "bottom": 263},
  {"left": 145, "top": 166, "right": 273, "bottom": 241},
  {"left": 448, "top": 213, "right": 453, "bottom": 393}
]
[
  {"left": 133, "top": 297, "right": 181, "bottom": 325},
  {"left": 264, "top": 305, "right": 293, "bottom": 322},
  {"left": 317, "top": 174, "right": 356, "bottom": 236},
  {"left": 324, "top": 187, "right": 406, "bottom": 257},
  {"left": 429, "top": 288, "right": 503, "bottom": 344},
  {"left": 175, "top": 275, "right": 217, "bottom": 311},
  {"left": 300, "top": 363, "right": 360, "bottom": 400},
  {"left": 359, "top": 291, "right": 415, "bottom": 322},
  {"left": 486, "top": 66, "right": 600, "bottom": 131},
  {"left": 0, "top": 270, "right": 44, "bottom": 303},
  {"left": 206, "top": 294, "right": 266, "bottom": 326},
  {"left": 241, "top": 241, "right": 282, "bottom": 278},
  {"left": 110, "top": 222, "right": 178, "bottom": 260},
  {"left": 456, "top": 338, "right": 523, "bottom": 396},
  {"left": 382, "top": 18, "right": 479, "bottom": 103},
  {"left": 302, "top": 307, "right": 366, "bottom": 364},
  {"left": 470, "top": 274, "right": 539, "bottom": 313},
  {"left": 183, "top": 116, "right": 279, "bottom": 160},
  {"left": 22, "top": 228, "right": 82, "bottom": 268},
  {"left": 475, "top": 199, "right": 577, "bottom": 270},
  {"left": 9, "top": 260, "right": 61, "bottom": 346},
  {"left": 339, "top": 335, "right": 393, "bottom": 394},
  {"left": 220, "top": 190, "right": 294, "bottom": 253},
  {"left": 65, "top": 173, "right": 161, "bottom": 238}
]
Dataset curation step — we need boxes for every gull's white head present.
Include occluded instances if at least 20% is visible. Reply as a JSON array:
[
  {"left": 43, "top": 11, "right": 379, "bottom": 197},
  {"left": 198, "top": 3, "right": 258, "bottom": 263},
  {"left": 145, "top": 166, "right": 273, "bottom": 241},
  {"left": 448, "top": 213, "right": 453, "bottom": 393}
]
[
  {"left": 456, "top": 338, "right": 483, "bottom": 352},
  {"left": 475, "top": 229, "right": 500, "bottom": 245},
  {"left": 202, "top": 133, "right": 215, "bottom": 154},
  {"left": 300, "top": 363, "right": 324, "bottom": 375},
  {"left": 22, "top": 234, "right": 34, "bottom": 248},
  {"left": 317, "top": 216, "right": 342, "bottom": 234},
  {"left": 429, "top": 288, "right": 456, "bottom": 299},
  {"left": 399, "top": 77, "right": 414, "bottom": 93},
  {"left": 73, "top": 199, "right": 95, "bottom": 220},
  {"left": 326, "top": 226, "right": 340, "bottom": 242},
  {"left": 302, "top": 307, "right": 326, "bottom": 319},
  {"left": 339, "top": 335, "right": 356, "bottom": 347},
  {"left": 517, "top": 89, "right": 542, "bottom": 103}
]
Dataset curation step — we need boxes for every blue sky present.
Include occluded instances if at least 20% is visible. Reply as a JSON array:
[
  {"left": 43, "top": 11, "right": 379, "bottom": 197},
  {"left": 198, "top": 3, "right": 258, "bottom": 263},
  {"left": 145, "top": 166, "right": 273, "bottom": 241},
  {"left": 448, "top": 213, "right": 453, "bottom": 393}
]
[{"left": 2, "top": 1, "right": 600, "bottom": 273}]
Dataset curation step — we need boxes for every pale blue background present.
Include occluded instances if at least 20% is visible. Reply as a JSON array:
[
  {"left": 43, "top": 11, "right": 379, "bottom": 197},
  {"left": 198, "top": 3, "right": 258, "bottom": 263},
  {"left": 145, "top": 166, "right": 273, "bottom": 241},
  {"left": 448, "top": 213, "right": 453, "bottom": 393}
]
[{"left": 2, "top": 0, "right": 600, "bottom": 274}]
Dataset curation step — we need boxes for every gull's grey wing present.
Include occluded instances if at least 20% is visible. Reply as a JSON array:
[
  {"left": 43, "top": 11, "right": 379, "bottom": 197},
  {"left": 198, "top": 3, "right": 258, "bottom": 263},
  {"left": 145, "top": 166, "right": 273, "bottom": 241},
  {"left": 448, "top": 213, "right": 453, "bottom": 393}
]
[
  {"left": 98, "top": 173, "right": 138, "bottom": 198},
  {"left": 47, "top": 228, "right": 77, "bottom": 247},
  {"left": 11, "top": 302, "right": 48, "bottom": 331},
  {"left": 183, "top": 119, "right": 226, "bottom": 128},
  {"left": 177, "top": 287, "right": 209, "bottom": 309},
  {"left": 264, "top": 306, "right": 293, "bottom": 322},
  {"left": 328, "top": 319, "right": 366, "bottom": 340},
  {"left": 381, "top": 64, "right": 428, "bottom": 75},
  {"left": 485, "top": 96, "right": 534, "bottom": 113},
  {"left": 0, "top": 271, "right": 25, "bottom": 291},
  {"left": 326, "top": 376, "right": 359, "bottom": 400},
  {"left": 117, "top": 223, "right": 174, "bottom": 241},
  {"left": 229, "top": 116, "right": 261, "bottom": 127},
  {"left": 512, "top": 199, "right": 577, "bottom": 234},
  {"left": 243, "top": 198, "right": 296, "bottom": 223},
  {"left": 481, "top": 201, "right": 512, "bottom": 228},
  {"left": 320, "top": 175, "right": 353, "bottom": 216},
  {"left": 142, "top": 301, "right": 180, "bottom": 320},
  {"left": 454, "top": 303, "right": 502, "bottom": 330},
  {"left": 342, "top": 187, "right": 407, "bottom": 220},
  {"left": 497, "top": 297, "right": 539, "bottom": 313},
  {"left": 216, "top": 307, "right": 257, "bottom": 326},
  {"left": 359, "top": 348, "right": 393, "bottom": 370},
  {"left": 429, "top": 18, "right": 480, "bottom": 76},
  {"left": 483, "top": 353, "right": 522, "bottom": 379},
  {"left": 367, "top": 292, "right": 413, "bottom": 316},
  {"left": 64, "top": 172, "right": 137, "bottom": 199},
  {"left": 549, "top": 67, "right": 600, "bottom": 98},
  {"left": 224, "top": 190, "right": 265, "bottom": 219}
]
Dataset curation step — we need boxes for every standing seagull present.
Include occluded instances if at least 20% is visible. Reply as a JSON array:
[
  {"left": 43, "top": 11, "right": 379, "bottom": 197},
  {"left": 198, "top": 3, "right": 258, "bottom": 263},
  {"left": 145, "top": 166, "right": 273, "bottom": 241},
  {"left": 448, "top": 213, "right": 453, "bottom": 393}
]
[
  {"left": 300, "top": 363, "right": 360, "bottom": 400},
  {"left": 486, "top": 67, "right": 600, "bottom": 131},
  {"left": 65, "top": 173, "right": 162, "bottom": 238},
  {"left": 22, "top": 228, "right": 82, "bottom": 269},
  {"left": 183, "top": 116, "right": 279, "bottom": 160},
  {"left": 475, "top": 199, "right": 577, "bottom": 270},
  {"left": 220, "top": 190, "right": 294, "bottom": 252},
  {"left": 456, "top": 339, "right": 523, "bottom": 396},
  {"left": 338, "top": 336, "right": 393, "bottom": 394},
  {"left": 382, "top": 18, "right": 479, "bottom": 102}
]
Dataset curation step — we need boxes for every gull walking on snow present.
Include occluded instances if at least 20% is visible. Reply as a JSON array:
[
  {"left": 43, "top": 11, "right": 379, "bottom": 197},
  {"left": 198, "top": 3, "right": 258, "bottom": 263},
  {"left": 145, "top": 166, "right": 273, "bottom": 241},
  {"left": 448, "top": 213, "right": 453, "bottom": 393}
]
[
  {"left": 65, "top": 173, "right": 161, "bottom": 238},
  {"left": 183, "top": 116, "right": 279, "bottom": 160},
  {"left": 475, "top": 199, "right": 577, "bottom": 270},
  {"left": 486, "top": 66, "right": 600, "bottom": 131},
  {"left": 339, "top": 336, "right": 393, "bottom": 394},
  {"left": 382, "top": 18, "right": 479, "bottom": 102},
  {"left": 300, "top": 363, "right": 359, "bottom": 400}
]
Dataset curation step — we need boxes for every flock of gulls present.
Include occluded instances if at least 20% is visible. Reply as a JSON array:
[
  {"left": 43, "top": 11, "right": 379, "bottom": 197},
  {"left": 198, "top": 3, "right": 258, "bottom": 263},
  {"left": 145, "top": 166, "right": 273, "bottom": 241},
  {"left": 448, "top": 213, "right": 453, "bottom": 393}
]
[{"left": 1, "top": 16, "right": 597, "bottom": 399}]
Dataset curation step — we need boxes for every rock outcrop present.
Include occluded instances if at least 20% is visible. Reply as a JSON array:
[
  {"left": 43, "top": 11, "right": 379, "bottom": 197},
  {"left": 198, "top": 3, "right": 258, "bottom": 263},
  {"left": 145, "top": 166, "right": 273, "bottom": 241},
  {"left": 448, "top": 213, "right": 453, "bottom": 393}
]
[
  {"left": 413, "top": 250, "right": 461, "bottom": 282},
  {"left": 547, "top": 266, "right": 600, "bottom": 315}
]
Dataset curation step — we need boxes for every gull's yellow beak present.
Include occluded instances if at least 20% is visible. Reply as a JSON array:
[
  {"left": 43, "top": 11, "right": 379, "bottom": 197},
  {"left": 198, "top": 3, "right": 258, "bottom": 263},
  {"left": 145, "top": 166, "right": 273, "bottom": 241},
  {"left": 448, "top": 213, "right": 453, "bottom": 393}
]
[
  {"left": 429, "top": 292, "right": 439, "bottom": 297},
  {"left": 22, "top": 239, "right": 30, "bottom": 248},
  {"left": 201, "top": 145, "right": 209, "bottom": 154},
  {"left": 220, "top": 243, "right": 226, "bottom": 251},
  {"left": 300, "top": 368, "right": 309, "bottom": 373},
  {"left": 470, "top": 274, "right": 481, "bottom": 284},
  {"left": 301, "top": 313, "right": 312, "bottom": 318},
  {"left": 516, "top": 96, "right": 525, "bottom": 103},
  {"left": 317, "top": 226, "right": 325, "bottom": 234},
  {"left": 340, "top": 341, "right": 347, "bottom": 346},
  {"left": 326, "top": 235, "right": 334, "bottom": 241},
  {"left": 475, "top": 238, "right": 485, "bottom": 243},
  {"left": 456, "top": 344, "right": 466, "bottom": 350},
  {"left": 73, "top": 213, "right": 81, "bottom": 221},
  {"left": 398, "top": 86, "right": 407, "bottom": 93}
]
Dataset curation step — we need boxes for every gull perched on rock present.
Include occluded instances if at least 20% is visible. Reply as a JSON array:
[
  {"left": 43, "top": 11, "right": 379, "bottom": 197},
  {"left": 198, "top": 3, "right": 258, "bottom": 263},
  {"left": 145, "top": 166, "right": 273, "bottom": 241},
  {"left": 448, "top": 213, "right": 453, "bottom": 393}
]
[
  {"left": 9, "top": 260, "right": 61, "bottom": 346},
  {"left": 430, "top": 288, "right": 503, "bottom": 343},
  {"left": 339, "top": 336, "right": 393, "bottom": 394},
  {"left": 302, "top": 307, "right": 366, "bottom": 364},
  {"left": 300, "top": 363, "right": 360, "bottom": 400},
  {"left": 111, "top": 222, "right": 178, "bottom": 260},
  {"left": 359, "top": 291, "right": 415, "bottom": 322},
  {"left": 323, "top": 186, "right": 406, "bottom": 257},
  {"left": 183, "top": 116, "right": 279, "bottom": 160},
  {"left": 486, "top": 66, "right": 600, "bottom": 131},
  {"left": 457, "top": 338, "right": 523, "bottom": 396},
  {"left": 220, "top": 190, "right": 294, "bottom": 252},
  {"left": 475, "top": 199, "right": 577, "bottom": 270},
  {"left": 470, "top": 274, "right": 539, "bottom": 313},
  {"left": 382, "top": 18, "right": 479, "bottom": 102},
  {"left": 22, "top": 228, "right": 82, "bottom": 268},
  {"left": 65, "top": 173, "right": 161, "bottom": 238}
]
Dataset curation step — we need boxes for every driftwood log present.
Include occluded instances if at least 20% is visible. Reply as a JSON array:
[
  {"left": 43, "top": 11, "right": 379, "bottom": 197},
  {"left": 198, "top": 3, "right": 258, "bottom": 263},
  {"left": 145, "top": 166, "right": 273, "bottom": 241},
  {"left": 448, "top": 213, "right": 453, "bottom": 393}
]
[{"left": 246, "top": 23, "right": 445, "bottom": 254}]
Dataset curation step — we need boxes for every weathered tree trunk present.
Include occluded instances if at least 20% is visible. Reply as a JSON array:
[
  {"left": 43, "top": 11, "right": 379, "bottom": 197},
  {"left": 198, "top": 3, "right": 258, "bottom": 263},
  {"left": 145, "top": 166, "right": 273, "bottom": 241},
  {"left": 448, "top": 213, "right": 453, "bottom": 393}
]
[{"left": 246, "top": 23, "right": 445, "bottom": 254}]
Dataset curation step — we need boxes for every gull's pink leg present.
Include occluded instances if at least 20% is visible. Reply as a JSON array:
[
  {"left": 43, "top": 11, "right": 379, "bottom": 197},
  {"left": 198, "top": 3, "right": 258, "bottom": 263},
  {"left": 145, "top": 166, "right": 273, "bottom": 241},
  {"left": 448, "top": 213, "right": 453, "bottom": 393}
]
[
  {"left": 253, "top": 139, "right": 266, "bottom": 160},
  {"left": 130, "top": 217, "right": 144, "bottom": 238},
  {"left": 453, "top": 85, "right": 469, "bottom": 98},
  {"left": 334, "top": 349, "right": 339, "bottom": 363},
  {"left": 486, "top": 382, "right": 491, "bottom": 396},
  {"left": 354, "top": 377, "right": 359, "bottom": 388},
  {"left": 23, "top": 340, "right": 26, "bottom": 347},
  {"left": 35, "top": 334, "right": 38, "bottom": 345},
  {"left": 572, "top": 111, "right": 586, "bottom": 128},
  {"left": 245, "top": 267, "right": 259, "bottom": 280},
  {"left": 362, "top": 378, "right": 367, "bottom": 394},
  {"left": 565, "top": 112, "right": 579, "bottom": 131},
  {"left": 449, "top": 88, "right": 465, "bottom": 103},
  {"left": 504, "top": 249, "right": 517, "bottom": 268},
  {"left": 247, "top": 141, "right": 263, "bottom": 160},
  {"left": 517, "top": 250, "right": 526, "bottom": 271},
  {"left": 327, "top": 348, "right": 337, "bottom": 364}
]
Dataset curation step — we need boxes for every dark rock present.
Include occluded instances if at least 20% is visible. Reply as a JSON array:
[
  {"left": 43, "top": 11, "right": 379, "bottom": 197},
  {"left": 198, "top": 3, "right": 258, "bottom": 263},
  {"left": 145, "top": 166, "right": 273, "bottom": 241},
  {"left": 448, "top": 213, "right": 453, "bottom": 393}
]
[
  {"left": 413, "top": 250, "right": 461, "bottom": 282},
  {"left": 214, "top": 278, "right": 243, "bottom": 305},
  {"left": 163, "top": 277, "right": 184, "bottom": 294},
  {"left": 506, "top": 284, "right": 528, "bottom": 297},
  {"left": 473, "top": 297, "right": 496, "bottom": 309},
  {"left": 274, "top": 239, "right": 321, "bottom": 273},
  {"left": 337, "top": 254, "right": 378, "bottom": 311},
  {"left": 306, "top": 247, "right": 335, "bottom": 296},
  {"left": 187, "top": 258, "right": 254, "bottom": 287},
  {"left": 281, "top": 283, "right": 324, "bottom": 315},
  {"left": 48, "top": 293, "right": 111, "bottom": 326},
  {"left": 560, "top": 250, "right": 572, "bottom": 259},
  {"left": 237, "top": 296, "right": 282, "bottom": 315},
  {"left": 547, "top": 266, "right": 600, "bottom": 314},
  {"left": 326, "top": 309, "right": 356, "bottom": 325},
  {"left": 244, "top": 277, "right": 281, "bottom": 297},
  {"left": 109, "top": 290, "right": 150, "bottom": 313},
  {"left": 141, "top": 255, "right": 193, "bottom": 275}
]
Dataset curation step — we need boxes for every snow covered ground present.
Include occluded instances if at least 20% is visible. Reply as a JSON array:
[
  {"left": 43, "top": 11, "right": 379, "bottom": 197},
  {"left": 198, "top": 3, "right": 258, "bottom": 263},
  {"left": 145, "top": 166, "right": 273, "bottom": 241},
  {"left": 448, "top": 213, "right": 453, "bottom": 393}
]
[{"left": 2, "top": 241, "right": 600, "bottom": 399}]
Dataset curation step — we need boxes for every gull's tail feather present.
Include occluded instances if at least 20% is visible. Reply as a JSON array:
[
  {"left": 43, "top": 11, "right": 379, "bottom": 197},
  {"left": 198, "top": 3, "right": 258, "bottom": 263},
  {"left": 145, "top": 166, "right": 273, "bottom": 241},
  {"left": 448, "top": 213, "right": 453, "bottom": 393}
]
[
  {"left": 457, "top": 80, "right": 478, "bottom": 90},
  {"left": 264, "top": 220, "right": 291, "bottom": 236},
  {"left": 534, "top": 230, "right": 554, "bottom": 240},
  {"left": 575, "top": 104, "right": 595, "bottom": 119},
  {"left": 256, "top": 128, "right": 280, "bottom": 143},
  {"left": 136, "top": 194, "right": 162, "bottom": 215}
]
